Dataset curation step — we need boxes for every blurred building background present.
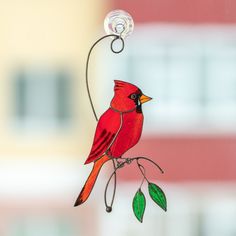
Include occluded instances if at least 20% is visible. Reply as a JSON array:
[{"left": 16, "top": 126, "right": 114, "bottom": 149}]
[{"left": 0, "top": 0, "right": 236, "bottom": 235}]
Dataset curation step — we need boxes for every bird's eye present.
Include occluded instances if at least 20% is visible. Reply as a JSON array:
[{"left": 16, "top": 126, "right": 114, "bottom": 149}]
[{"left": 130, "top": 94, "right": 137, "bottom": 100}]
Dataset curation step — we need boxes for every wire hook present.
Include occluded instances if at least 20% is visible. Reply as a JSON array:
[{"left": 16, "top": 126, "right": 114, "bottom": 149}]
[
  {"left": 110, "top": 36, "right": 125, "bottom": 54},
  {"left": 86, "top": 34, "right": 125, "bottom": 121},
  {"left": 85, "top": 33, "right": 125, "bottom": 212}
]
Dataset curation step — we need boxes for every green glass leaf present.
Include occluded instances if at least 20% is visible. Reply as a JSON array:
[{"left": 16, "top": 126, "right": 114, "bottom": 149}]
[
  {"left": 132, "top": 189, "right": 146, "bottom": 223},
  {"left": 148, "top": 182, "right": 167, "bottom": 211}
]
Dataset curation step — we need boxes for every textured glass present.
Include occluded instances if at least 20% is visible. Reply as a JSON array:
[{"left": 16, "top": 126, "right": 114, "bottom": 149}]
[
  {"left": 75, "top": 80, "right": 151, "bottom": 207},
  {"left": 148, "top": 183, "right": 167, "bottom": 211},
  {"left": 132, "top": 189, "right": 146, "bottom": 223}
]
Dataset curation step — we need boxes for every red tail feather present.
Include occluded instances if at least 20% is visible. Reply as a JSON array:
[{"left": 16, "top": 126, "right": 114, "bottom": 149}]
[{"left": 74, "top": 155, "right": 110, "bottom": 206}]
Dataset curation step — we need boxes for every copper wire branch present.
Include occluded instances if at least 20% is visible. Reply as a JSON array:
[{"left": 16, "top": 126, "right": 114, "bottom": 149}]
[{"left": 104, "top": 156, "right": 164, "bottom": 212}]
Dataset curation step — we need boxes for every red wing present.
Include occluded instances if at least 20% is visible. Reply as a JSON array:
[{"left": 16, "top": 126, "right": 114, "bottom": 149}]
[{"left": 84, "top": 108, "right": 121, "bottom": 164}]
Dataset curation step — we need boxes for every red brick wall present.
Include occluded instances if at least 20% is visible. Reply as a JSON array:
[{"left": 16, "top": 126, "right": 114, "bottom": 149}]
[
  {"left": 119, "top": 136, "right": 236, "bottom": 181},
  {"left": 112, "top": 0, "right": 236, "bottom": 23}
]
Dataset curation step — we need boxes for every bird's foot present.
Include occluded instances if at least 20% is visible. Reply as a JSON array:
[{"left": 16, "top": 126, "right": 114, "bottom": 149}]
[
  {"left": 125, "top": 158, "right": 132, "bottom": 164},
  {"left": 115, "top": 157, "right": 133, "bottom": 168},
  {"left": 116, "top": 159, "right": 125, "bottom": 168}
]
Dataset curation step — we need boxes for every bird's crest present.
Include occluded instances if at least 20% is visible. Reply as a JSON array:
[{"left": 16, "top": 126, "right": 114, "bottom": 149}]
[{"left": 114, "top": 80, "right": 138, "bottom": 92}]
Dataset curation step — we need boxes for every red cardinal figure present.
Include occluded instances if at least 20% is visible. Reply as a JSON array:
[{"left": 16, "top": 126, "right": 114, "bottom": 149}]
[{"left": 74, "top": 80, "right": 152, "bottom": 206}]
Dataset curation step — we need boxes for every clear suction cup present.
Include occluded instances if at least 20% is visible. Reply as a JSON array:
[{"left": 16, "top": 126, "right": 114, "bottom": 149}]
[{"left": 104, "top": 10, "right": 134, "bottom": 38}]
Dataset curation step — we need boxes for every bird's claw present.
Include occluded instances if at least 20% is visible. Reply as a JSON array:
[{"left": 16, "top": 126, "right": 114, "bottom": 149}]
[
  {"left": 116, "top": 160, "right": 125, "bottom": 168},
  {"left": 125, "top": 158, "right": 132, "bottom": 164}
]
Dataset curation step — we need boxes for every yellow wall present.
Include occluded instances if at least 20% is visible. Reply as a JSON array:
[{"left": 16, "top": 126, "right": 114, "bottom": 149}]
[{"left": 0, "top": 0, "right": 109, "bottom": 159}]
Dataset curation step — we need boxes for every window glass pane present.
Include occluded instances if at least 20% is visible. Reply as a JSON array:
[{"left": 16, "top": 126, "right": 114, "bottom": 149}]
[{"left": 13, "top": 68, "right": 73, "bottom": 130}]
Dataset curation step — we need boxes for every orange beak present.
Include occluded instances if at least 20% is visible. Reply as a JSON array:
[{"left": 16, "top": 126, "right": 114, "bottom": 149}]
[{"left": 139, "top": 94, "right": 152, "bottom": 104}]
